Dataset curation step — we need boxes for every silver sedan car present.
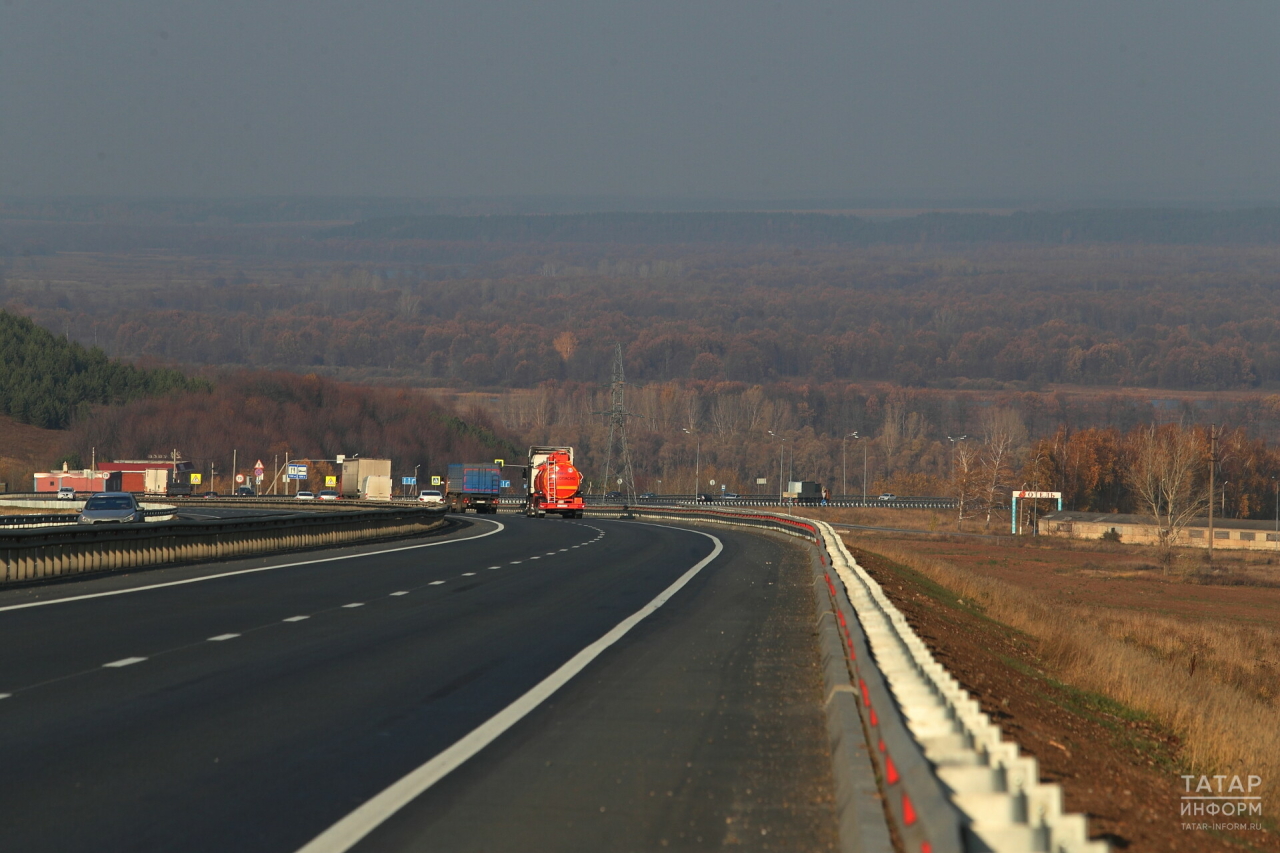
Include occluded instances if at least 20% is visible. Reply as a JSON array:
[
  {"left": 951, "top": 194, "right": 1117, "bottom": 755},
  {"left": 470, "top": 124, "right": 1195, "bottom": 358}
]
[{"left": 78, "top": 492, "right": 144, "bottom": 524}]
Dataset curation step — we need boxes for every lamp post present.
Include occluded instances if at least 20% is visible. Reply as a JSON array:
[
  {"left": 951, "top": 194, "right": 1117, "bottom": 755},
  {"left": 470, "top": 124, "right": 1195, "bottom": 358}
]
[
  {"left": 948, "top": 435, "right": 969, "bottom": 522},
  {"left": 682, "top": 428, "right": 700, "bottom": 497},
  {"left": 768, "top": 431, "right": 788, "bottom": 503},
  {"left": 842, "top": 432, "right": 859, "bottom": 499}
]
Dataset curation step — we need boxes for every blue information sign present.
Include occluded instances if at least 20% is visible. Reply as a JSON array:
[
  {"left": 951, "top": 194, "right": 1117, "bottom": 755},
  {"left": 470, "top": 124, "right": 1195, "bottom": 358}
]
[
  {"left": 286, "top": 463, "right": 307, "bottom": 480},
  {"left": 500, "top": 480, "right": 511, "bottom": 488},
  {"left": 401, "top": 476, "right": 417, "bottom": 486}
]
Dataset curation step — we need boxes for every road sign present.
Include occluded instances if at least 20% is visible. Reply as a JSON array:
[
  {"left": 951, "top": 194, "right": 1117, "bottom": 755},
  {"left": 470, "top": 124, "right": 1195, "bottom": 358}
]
[
  {"left": 287, "top": 463, "right": 307, "bottom": 480},
  {"left": 494, "top": 458, "right": 505, "bottom": 467},
  {"left": 500, "top": 480, "right": 511, "bottom": 488},
  {"left": 191, "top": 473, "right": 203, "bottom": 485},
  {"left": 335, "top": 455, "right": 345, "bottom": 465},
  {"left": 235, "top": 474, "right": 245, "bottom": 483},
  {"left": 402, "top": 477, "right": 417, "bottom": 486},
  {"left": 254, "top": 459, "right": 265, "bottom": 477},
  {"left": 430, "top": 476, "right": 442, "bottom": 486},
  {"left": 255, "top": 474, "right": 263, "bottom": 484},
  {"left": 721, "top": 484, "right": 726, "bottom": 491},
  {"left": 756, "top": 477, "right": 768, "bottom": 485},
  {"left": 709, "top": 479, "right": 716, "bottom": 486},
  {"left": 325, "top": 475, "right": 337, "bottom": 487}
]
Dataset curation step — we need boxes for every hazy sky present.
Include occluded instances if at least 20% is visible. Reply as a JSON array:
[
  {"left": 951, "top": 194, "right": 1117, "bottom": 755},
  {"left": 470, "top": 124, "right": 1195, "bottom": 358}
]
[{"left": 3, "top": 1, "right": 1278, "bottom": 203}]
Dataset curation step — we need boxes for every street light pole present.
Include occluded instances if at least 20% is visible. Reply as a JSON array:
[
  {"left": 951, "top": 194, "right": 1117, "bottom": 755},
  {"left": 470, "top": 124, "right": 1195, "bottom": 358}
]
[
  {"left": 842, "top": 432, "right": 859, "bottom": 500},
  {"left": 683, "top": 428, "right": 699, "bottom": 495},
  {"left": 768, "top": 431, "right": 788, "bottom": 503}
]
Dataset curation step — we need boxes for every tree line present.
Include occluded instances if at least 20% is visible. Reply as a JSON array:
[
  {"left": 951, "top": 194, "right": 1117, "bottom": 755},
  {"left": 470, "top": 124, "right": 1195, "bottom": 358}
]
[{"left": 0, "top": 310, "right": 201, "bottom": 429}]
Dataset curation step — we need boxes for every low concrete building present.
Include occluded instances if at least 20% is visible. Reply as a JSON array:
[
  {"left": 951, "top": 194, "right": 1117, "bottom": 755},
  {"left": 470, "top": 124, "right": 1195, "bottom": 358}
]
[{"left": 1040, "top": 510, "right": 1280, "bottom": 551}]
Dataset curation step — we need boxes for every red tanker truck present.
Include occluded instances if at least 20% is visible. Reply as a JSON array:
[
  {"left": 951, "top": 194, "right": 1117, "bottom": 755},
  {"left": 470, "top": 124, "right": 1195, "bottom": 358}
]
[{"left": 524, "top": 445, "right": 585, "bottom": 518}]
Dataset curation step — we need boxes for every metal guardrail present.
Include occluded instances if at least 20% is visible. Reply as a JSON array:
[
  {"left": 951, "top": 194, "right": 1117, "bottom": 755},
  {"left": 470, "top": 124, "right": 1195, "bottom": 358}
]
[
  {"left": 0, "top": 505, "right": 447, "bottom": 585},
  {"left": 585, "top": 504, "right": 1104, "bottom": 853}
]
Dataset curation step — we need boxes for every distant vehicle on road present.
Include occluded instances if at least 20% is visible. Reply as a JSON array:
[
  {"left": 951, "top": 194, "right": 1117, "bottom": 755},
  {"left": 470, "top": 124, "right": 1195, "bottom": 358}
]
[
  {"left": 318, "top": 489, "right": 340, "bottom": 501},
  {"left": 446, "top": 463, "right": 501, "bottom": 513},
  {"left": 696, "top": 493, "right": 714, "bottom": 503},
  {"left": 721, "top": 492, "right": 740, "bottom": 500},
  {"left": 200, "top": 491, "right": 219, "bottom": 498},
  {"left": 604, "top": 491, "right": 623, "bottom": 499},
  {"left": 296, "top": 491, "right": 315, "bottom": 500},
  {"left": 638, "top": 492, "right": 657, "bottom": 500},
  {"left": 417, "top": 489, "right": 445, "bottom": 507},
  {"left": 235, "top": 486, "right": 255, "bottom": 497},
  {"left": 877, "top": 493, "right": 897, "bottom": 502},
  {"left": 78, "top": 492, "right": 143, "bottom": 525},
  {"left": 56, "top": 486, "right": 76, "bottom": 500}
]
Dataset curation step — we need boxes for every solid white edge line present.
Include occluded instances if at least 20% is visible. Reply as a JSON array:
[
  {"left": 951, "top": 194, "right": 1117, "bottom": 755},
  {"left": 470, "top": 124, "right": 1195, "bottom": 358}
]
[
  {"left": 0, "top": 519, "right": 506, "bottom": 613},
  {"left": 294, "top": 526, "right": 723, "bottom": 853},
  {"left": 283, "top": 616, "right": 310, "bottom": 622}
]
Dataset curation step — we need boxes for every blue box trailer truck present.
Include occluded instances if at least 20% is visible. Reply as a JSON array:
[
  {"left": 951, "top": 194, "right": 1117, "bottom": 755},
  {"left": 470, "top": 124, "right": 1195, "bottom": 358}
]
[{"left": 445, "top": 463, "right": 501, "bottom": 514}]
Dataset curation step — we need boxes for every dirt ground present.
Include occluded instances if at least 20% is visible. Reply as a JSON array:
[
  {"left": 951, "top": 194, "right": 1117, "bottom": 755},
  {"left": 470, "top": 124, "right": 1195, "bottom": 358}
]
[
  {"left": 849, "top": 543, "right": 1279, "bottom": 852},
  {"left": 0, "top": 414, "right": 70, "bottom": 492}
]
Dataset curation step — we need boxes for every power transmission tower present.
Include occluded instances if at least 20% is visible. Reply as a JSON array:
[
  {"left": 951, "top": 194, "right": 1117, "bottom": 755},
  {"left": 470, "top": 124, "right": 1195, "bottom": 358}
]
[{"left": 593, "top": 343, "right": 638, "bottom": 501}]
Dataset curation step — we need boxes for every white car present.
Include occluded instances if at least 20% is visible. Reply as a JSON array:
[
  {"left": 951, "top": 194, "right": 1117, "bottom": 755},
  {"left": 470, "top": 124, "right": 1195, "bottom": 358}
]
[
  {"left": 318, "top": 489, "right": 340, "bottom": 501},
  {"left": 56, "top": 486, "right": 77, "bottom": 500},
  {"left": 417, "top": 489, "right": 445, "bottom": 507},
  {"left": 877, "top": 493, "right": 897, "bottom": 502},
  {"left": 295, "top": 491, "right": 315, "bottom": 500}
]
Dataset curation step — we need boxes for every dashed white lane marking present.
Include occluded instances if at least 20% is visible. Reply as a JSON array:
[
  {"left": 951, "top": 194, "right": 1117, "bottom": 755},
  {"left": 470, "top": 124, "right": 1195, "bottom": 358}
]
[
  {"left": 293, "top": 527, "right": 724, "bottom": 853},
  {"left": 545, "top": 552, "right": 557, "bottom": 556},
  {"left": 390, "top": 591, "right": 409, "bottom": 596},
  {"left": 208, "top": 633, "right": 240, "bottom": 642},
  {"left": 509, "top": 561, "right": 522, "bottom": 564},
  {"left": 103, "top": 657, "right": 147, "bottom": 668},
  {"left": 0, "top": 519, "right": 507, "bottom": 614},
  {"left": 558, "top": 549, "right": 568, "bottom": 552},
  {"left": 0, "top": 693, "right": 11, "bottom": 700},
  {"left": 487, "top": 566, "right": 500, "bottom": 570},
  {"left": 342, "top": 603, "right": 364, "bottom": 609},
  {"left": 429, "top": 581, "right": 445, "bottom": 586},
  {"left": 462, "top": 572, "right": 475, "bottom": 577},
  {"left": 283, "top": 616, "right": 310, "bottom": 622},
  {"left": 528, "top": 556, "right": 540, "bottom": 560}
]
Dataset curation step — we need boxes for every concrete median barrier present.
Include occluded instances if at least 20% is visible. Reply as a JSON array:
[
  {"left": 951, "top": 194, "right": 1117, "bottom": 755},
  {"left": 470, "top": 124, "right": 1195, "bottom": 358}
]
[{"left": 0, "top": 506, "right": 447, "bottom": 584}]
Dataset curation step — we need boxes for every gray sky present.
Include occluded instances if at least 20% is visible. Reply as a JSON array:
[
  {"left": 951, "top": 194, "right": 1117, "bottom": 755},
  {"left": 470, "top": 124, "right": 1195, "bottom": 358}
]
[{"left": 2, "top": 0, "right": 1278, "bottom": 204}]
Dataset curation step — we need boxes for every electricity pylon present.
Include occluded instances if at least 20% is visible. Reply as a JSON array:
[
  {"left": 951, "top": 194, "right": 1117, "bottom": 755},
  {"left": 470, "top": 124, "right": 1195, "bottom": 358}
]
[{"left": 594, "top": 342, "right": 638, "bottom": 501}]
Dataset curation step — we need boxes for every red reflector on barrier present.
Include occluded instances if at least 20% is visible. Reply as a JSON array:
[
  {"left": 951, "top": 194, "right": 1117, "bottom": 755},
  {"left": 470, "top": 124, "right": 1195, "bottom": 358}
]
[
  {"left": 885, "top": 754, "right": 899, "bottom": 785},
  {"left": 921, "top": 843, "right": 932, "bottom": 853},
  {"left": 859, "top": 679, "right": 870, "bottom": 706},
  {"left": 902, "top": 792, "right": 917, "bottom": 825},
  {"left": 869, "top": 706, "right": 878, "bottom": 726}
]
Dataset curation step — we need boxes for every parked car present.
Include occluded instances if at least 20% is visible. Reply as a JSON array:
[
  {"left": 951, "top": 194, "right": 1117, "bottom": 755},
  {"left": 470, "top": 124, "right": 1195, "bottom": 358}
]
[
  {"left": 78, "top": 492, "right": 143, "bottom": 524},
  {"left": 318, "top": 489, "right": 340, "bottom": 501},
  {"left": 417, "top": 489, "right": 445, "bottom": 507},
  {"left": 877, "top": 493, "right": 897, "bottom": 502},
  {"left": 295, "top": 491, "right": 315, "bottom": 500},
  {"left": 56, "top": 486, "right": 76, "bottom": 500}
]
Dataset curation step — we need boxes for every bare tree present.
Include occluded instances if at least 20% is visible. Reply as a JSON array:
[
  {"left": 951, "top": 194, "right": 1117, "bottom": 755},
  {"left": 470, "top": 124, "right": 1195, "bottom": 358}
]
[
  {"left": 952, "top": 440, "right": 982, "bottom": 523},
  {"left": 1125, "top": 424, "right": 1207, "bottom": 554},
  {"left": 980, "top": 407, "right": 1028, "bottom": 529}
]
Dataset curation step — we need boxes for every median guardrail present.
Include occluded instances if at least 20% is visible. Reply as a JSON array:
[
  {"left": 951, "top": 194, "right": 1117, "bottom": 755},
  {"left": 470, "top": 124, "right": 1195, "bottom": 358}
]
[
  {"left": 0, "top": 505, "right": 447, "bottom": 585},
  {"left": 584, "top": 504, "right": 1105, "bottom": 853}
]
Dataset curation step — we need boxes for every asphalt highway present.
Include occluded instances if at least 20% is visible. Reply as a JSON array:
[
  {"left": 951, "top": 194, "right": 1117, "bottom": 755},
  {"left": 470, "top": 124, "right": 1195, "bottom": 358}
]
[{"left": 0, "top": 514, "right": 836, "bottom": 852}]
